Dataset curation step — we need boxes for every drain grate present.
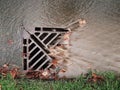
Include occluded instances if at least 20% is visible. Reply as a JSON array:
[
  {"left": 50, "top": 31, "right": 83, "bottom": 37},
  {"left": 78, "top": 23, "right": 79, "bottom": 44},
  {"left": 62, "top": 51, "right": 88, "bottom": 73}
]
[{"left": 23, "top": 27, "right": 69, "bottom": 71}]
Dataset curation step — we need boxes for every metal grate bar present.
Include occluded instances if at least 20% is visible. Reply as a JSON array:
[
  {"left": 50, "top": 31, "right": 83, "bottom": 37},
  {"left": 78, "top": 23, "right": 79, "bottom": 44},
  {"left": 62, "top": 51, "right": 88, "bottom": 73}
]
[
  {"left": 29, "top": 37, "right": 51, "bottom": 61},
  {"left": 35, "top": 33, "right": 49, "bottom": 49},
  {"left": 36, "top": 58, "right": 50, "bottom": 70},
  {"left": 23, "top": 27, "right": 69, "bottom": 71},
  {"left": 46, "top": 33, "right": 60, "bottom": 47},
  {"left": 29, "top": 48, "right": 41, "bottom": 62},
  {"left": 29, "top": 45, "right": 37, "bottom": 54},
  {"left": 30, "top": 54, "right": 46, "bottom": 69},
  {"left": 42, "top": 33, "right": 51, "bottom": 42}
]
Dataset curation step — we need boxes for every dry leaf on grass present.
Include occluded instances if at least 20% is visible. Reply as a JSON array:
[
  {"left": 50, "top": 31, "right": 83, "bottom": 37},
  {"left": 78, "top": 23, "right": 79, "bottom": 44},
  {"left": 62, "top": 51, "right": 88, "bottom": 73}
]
[
  {"left": 25, "top": 70, "right": 43, "bottom": 79},
  {"left": 0, "top": 84, "right": 2, "bottom": 90},
  {"left": 88, "top": 73, "right": 104, "bottom": 83},
  {"left": 10, "top": 68, "right": 19, "bottom": 79},
  {"left": 0, "top": 64, "right": 9, "bottom": 77}
]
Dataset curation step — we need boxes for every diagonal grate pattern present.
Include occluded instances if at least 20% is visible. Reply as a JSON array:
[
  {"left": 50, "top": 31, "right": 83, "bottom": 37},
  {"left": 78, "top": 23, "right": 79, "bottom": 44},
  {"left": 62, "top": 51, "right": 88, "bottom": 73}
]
[{"left": 23, "top": 27, "right": 68, "bottom": 71}]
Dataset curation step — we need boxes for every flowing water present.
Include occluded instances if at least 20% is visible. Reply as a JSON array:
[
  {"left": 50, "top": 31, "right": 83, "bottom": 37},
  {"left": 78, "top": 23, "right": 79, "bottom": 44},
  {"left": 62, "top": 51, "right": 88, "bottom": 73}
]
[{"left": 0, "top": 0, "right": 120, "bottom": 77}]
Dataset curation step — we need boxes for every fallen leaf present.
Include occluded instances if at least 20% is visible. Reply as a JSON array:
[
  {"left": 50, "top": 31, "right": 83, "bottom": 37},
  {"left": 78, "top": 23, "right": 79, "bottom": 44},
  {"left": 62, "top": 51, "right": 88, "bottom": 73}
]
[
  {"left": 25, "top": 70, "right": 41, "bottom": 79},
  {"left": 60, "top": 68, "right": 67, "bottom": 73},
  {"left": 51, "top": 59, "right": 58, "bottom": 66},
  {"left": 0, "top": 64, "right": 9, "bottom": 77},
  {"left": 41, "top": 69, "right": 51, "bottom": 79},
  {"left": 19, "top": 87, "right": 23, "bottom": 90},
  {"left": 10, "top": 68, "right": 19, "bottom": 79},
  {"left": 3, "top": 63, "right": 9, "bottom": 68},
  {"left": 0, "top": 84, "right": 2, "bottom": 90},
  {"left": 88, "top": 73, "right": 104, "bottom": 83}
]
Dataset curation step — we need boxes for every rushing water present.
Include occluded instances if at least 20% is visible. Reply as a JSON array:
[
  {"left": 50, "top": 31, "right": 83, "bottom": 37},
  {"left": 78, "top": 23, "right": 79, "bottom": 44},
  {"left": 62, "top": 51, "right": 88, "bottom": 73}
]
[{"left": 0, "top": 0, "right": 120, "bottom": 76}]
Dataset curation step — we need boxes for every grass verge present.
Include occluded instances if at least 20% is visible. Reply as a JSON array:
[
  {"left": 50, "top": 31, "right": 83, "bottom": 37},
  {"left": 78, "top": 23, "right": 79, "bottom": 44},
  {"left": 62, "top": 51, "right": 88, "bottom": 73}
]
[{"left": 0, "top": 72, "right": 120, "bottom": 90}]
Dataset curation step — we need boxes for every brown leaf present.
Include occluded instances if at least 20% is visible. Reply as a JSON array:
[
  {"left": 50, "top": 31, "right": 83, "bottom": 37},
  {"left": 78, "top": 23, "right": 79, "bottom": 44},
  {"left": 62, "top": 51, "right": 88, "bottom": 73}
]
[
  {"left": 10, "top": 68, "right": 19, "bottom": 79},
  {"left": 19, "top": 87, "right": 23, "bottom": 90},
  {"left": 25, "top": 70, "right": 41, "bottom": 79},
  {"left": 25, "top": 70, "right": 35, "bottom": 79},
  {"left": 92, "top": 73, "right": 104, "bottom": 80},
  {"left": 0, "top": 84, "right": 2, "bottom": 90},
  {"left": 88, "top": 73, "right": 104, "bottom": 83},
  {"left": 60, "top": 69, "right": 67, "bottom": 73},
  {"left": 51, "top": 59, "right": 58, "bottom": 66},
  {"left": 0, "top": 64, "right": 9, "bottom": 77}
]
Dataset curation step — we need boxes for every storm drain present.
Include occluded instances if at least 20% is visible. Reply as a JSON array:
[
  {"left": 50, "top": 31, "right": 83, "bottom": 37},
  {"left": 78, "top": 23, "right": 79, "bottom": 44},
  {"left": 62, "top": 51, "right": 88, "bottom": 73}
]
[{"left": 23, "top": 27, "right": 69, "bottom": 71}]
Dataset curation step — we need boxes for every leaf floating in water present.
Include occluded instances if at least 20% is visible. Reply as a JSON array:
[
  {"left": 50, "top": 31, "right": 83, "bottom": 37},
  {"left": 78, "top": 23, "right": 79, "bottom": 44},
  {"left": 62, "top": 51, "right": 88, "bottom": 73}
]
[
  {"left": 79, "top": 19, "right": 87, "bottom": 27},
  {"left": 7, "top": 39, "right": 14, "bottom": 45}
]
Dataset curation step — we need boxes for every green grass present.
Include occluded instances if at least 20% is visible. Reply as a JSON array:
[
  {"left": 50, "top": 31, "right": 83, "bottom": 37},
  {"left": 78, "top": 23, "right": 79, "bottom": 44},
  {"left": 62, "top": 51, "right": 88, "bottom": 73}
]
[{"left": 0, "top": 72, "right": 120, "bottom": 90}]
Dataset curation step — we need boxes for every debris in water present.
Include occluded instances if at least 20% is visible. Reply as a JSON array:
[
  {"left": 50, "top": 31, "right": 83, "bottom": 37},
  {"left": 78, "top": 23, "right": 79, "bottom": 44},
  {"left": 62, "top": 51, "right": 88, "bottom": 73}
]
[{"left": 79, "top": 19, "right": 87, "bottom": 27}]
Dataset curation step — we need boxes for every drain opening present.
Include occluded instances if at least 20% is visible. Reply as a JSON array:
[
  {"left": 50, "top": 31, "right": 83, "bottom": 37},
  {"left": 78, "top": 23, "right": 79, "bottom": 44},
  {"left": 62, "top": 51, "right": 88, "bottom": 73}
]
[{"left": 23, "top": 27, "right": 70, "bottom": 71}]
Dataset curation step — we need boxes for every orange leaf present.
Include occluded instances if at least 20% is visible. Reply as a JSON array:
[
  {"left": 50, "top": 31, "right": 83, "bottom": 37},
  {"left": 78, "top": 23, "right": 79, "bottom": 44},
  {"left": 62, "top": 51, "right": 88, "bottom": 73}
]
[
  {"left": 60, "top": 69, "right": 67, "bottom": 73},
  {"left": 51, "top": 59, "right": 58, "bottom": 66},
  {"left": 88, "top": 73, "right": 104, "bottom": 83},
  {"left": 92, "top": 73, "right": 104, "bottom": 83},
  {"left": 92, "top": 73, "right": 98, "bottom": 78},
  {"left": 10, "top": 68, "right": 19, "bottom": 79}
]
